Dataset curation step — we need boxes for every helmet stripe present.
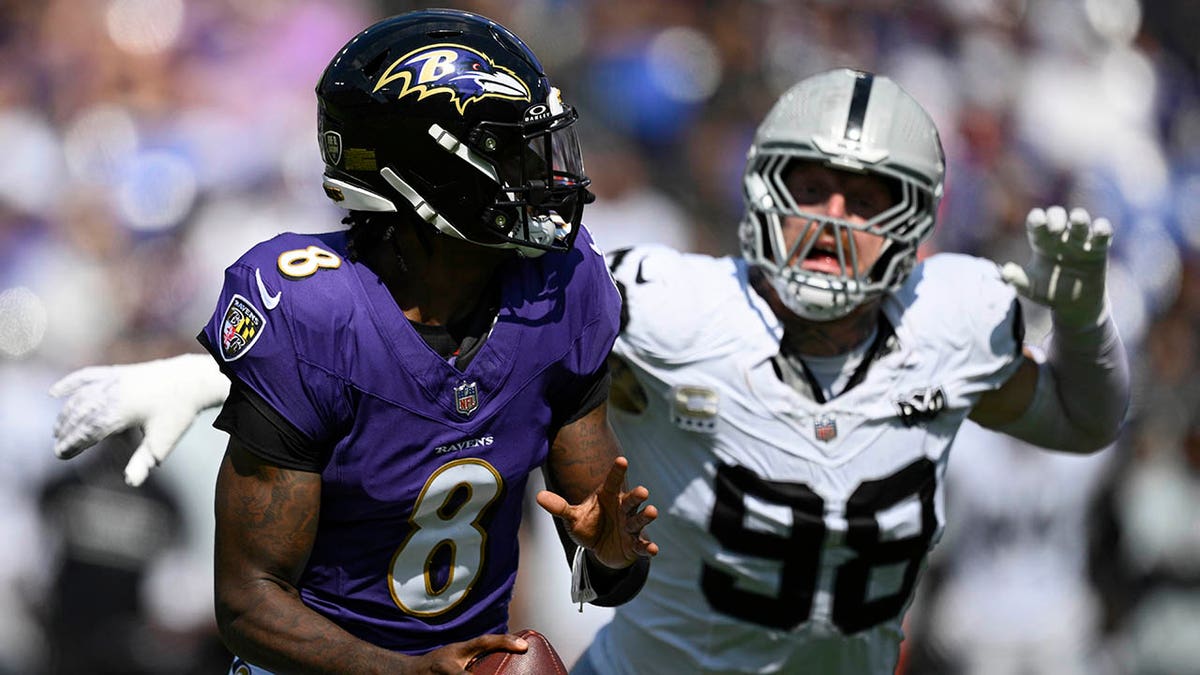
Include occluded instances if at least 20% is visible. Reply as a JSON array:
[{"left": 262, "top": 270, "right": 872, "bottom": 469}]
[{"left": 844, "top": 71, "right": 874, "bottom": 142}]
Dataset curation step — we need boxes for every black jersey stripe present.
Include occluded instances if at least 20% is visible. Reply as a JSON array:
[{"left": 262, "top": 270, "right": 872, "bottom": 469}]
[{"left": 845, "top": 72, "right": 874, "bottom": 141}]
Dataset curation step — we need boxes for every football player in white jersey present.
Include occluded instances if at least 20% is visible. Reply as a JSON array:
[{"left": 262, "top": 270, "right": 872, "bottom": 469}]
[{"left": 50, "top": 68, "right": 1129, "bottom": 674}]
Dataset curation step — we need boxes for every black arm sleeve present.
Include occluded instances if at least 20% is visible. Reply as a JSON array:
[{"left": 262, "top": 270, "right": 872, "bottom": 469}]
[
  {"left": 198, "top": 330, "right": 331, "bottom": 472},
  {"left": 554, "top": 363, "right": 612, "bottom": 429},
  {"left": 583, "top": 551, "right": 651, "bottom": 608},
  {"left": 213, "top": 380, "right": 331, "bottom": 472}
]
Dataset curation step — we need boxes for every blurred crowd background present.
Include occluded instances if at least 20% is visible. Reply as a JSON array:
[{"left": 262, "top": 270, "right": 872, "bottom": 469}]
[{"left": 2, "top": 0, "right": 1199, "bottom": 673}]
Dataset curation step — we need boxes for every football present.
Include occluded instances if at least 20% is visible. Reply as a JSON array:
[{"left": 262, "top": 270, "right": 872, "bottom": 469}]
[{"left": 466, "top": 629, "right": 567, "bottom": 675}]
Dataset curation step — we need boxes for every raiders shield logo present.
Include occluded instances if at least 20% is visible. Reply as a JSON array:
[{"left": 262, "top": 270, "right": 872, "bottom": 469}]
[
  {"left": 895, "top": 386, "right": 947, "bottom": 427},
  {"left": 454, "top": 381, "right": 480, "bottom": 416},
  {"left": 220, "top": 294, "right": 265, "bottom": 361}
]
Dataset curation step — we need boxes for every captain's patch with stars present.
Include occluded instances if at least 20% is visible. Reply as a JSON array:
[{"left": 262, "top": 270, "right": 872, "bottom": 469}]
[
  {"left": 220, "top": 294, "right": 265, "bottom": 361},
  {"left": 372, "top": 43, "right": 532, "bottom": 115}
]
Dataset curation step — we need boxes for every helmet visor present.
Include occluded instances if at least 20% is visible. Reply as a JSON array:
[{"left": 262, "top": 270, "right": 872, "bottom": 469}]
[{"left": 484, "top": 103, "right": 591, "bottom": 252}]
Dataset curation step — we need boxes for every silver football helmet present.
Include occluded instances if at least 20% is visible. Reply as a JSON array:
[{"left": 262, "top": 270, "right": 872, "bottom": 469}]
[{"left": 739, "top": 69, "right": 945, "bottom": 321}]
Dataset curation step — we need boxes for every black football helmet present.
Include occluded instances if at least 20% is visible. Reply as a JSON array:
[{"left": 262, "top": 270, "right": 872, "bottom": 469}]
[{"left": 316, "top": 9, "right": 591, "bottom": 256}]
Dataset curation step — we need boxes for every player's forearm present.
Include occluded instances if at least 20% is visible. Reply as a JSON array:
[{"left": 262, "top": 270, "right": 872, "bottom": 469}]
[
  {"left": 546, "top": 402, "right": 621, "bottom": 504},
  {"left": 1001, "top": 305, "right": 1130, "bottom": 452},
  {"left": 1045, "top": 305, "right": 1130, "bottom": 448},
  {"left": 217, "top": 582, "right": 409, "bottom": 674},
  {"left": 995, "top": 205, "right": 1128, "bottom": 451}
]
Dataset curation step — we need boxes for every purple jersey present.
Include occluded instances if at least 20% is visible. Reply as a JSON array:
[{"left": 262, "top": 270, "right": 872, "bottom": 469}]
[{"left": 200, "top": 225, "right": 619, "bottom": 653}]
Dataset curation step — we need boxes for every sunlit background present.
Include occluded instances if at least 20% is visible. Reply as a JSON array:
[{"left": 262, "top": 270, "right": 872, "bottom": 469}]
[{"left": 3, "top": 1, "right": 1199, "bottom": 673}]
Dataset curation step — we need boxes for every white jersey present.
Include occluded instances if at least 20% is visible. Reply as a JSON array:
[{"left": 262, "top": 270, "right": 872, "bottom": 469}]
[{"left": 584, "top": 247, "right": 1023, "bottom": 675}]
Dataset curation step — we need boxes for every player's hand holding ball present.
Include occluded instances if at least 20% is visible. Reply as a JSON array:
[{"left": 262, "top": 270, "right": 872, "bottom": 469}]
[{"left": 467, "top": 629, "right": 567, "bottom": 675}]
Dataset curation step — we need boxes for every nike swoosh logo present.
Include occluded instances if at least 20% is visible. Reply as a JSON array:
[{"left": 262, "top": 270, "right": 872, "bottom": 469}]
[{"left": 255, "top": 268, "right": 281, "bottom": 310}]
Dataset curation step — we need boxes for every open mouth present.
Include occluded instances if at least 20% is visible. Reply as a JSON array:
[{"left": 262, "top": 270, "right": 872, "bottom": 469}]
[{"left": 799, "top": 241, "right": 844, "bottom": 274}]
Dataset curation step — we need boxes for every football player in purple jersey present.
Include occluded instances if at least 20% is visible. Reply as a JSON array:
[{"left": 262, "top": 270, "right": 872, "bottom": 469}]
[{"left": 57, "top": 9, "right": 657, "bottom": 675}]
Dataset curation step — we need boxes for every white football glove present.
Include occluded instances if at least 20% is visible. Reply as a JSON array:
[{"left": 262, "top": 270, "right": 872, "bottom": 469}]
[
  {"left": 50, "top": 353, "right": 230, "bottom": 487},
  {"left": 1000, "top": 206, "right": 1114, "bottom": 330}
]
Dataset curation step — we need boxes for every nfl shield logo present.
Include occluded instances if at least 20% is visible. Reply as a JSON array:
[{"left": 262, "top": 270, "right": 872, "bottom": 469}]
[
  {"left": 454, "top": 381, "right": 479, "bottom": 416},
  {"left": 814, "top": 415, "right": 837, "bottom": 442}
]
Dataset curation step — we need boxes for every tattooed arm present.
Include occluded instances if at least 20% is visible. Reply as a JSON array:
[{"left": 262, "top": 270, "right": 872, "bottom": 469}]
[
  {"left": 214, "top": 438, "right": 525, "bottom": 674},
  {"left": 536, "top": 401, "right": 658, "bottom": 606}
]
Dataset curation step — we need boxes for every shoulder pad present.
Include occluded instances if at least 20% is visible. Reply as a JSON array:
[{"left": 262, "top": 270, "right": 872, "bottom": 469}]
[
  {"left": 888, "top": 253, "right": 1023, "bottom": 400},
  {"left": 608, "top": 246, "right": 777, "bottom": 363}
]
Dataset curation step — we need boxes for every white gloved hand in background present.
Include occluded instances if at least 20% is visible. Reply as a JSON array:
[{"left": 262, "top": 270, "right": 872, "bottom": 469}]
[
  {"left": 50, "top": 353, "right": 229, "bottom": 487},
  {"left": 1000, "top": 206, "right": 1114, "bottom": 330}
]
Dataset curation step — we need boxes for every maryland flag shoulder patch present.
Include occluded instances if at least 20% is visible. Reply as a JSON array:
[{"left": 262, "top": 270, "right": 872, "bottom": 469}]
[{"left": 220, "top": 294, "right": 265, "bottom": 361}]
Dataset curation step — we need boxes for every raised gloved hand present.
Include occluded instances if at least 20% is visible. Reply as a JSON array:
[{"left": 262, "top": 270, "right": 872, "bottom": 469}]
[
  {"left": 50, "top": 353, "right": 229, "bottom": 487},
  {"left": 1000, "top": 206, "right": 1114, "bottom": 330}
]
